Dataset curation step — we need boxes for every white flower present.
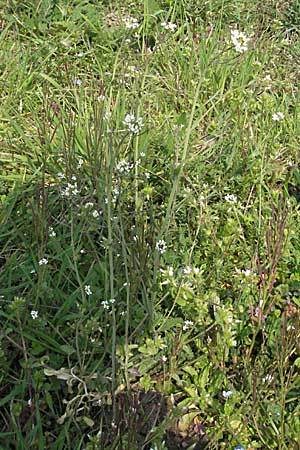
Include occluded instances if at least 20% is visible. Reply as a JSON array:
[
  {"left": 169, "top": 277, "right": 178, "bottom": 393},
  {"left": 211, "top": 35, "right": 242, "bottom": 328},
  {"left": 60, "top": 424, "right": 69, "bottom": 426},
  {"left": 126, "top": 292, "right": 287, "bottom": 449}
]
[
  {"left": 123, "top": 114, "right": 144, "bottom": 134},
  {"left": 85, "top": 285, "right": 92, "bottom": 296},
  {"left": 101, "top": 300, "right": 110, "bottom": 310},
  {"left": 49, "top": 227, "right": 56, "bottom": 237},
  {"left": 92, "top": 210, "right": 100, "bottom": 218},
  {"left": 75, "top": 79, "right": 82, "bottom": 86},
  {"left": 193, "top": 267, "right": 200, "bottom": 275},
  {"left": 125, "top": 65, "right": 139, "bottom": 77},
  {"left": 77, "top": 52, "right": 84, "bottom": 57},
  {"left": 62, "top": 182, "right": 79, "bottom": 197},
  {"left": 263, "top": 74, "right": 272, "bottom": 90},
  {"left": 39, "top": 258, "right": 48, "bottom": 266},
  {"left": 123, "top": 17, "right": 139, "bottom": 29},
  {"left": 222, "top": 390, "right": 233, "bottom": 398},
  {"left": 77, "top": 158, "right": 84, "bottom": 168},
  {"left": 30, "top": 310, "right": 38, "bottom": 320},
  {"left": 183, "top": 266, "right": 192, "bottom": 275},
  {"left": 230, "top": 29, "right": 250, "bottom": 53},
  {"left": 262, "top": 374, "right": 274, "bottom": 383},
  {"left": 183, "top": 320, "right": 194, "bottom": 331},
  {"left": 243, "top": 269, "right": 252, "bottom": 277},
  {"left": 104, "top": 111, "right": 111, "bottom": 120},
  {"left": 116, "top": 159, "right": 133, "bottom": 174},
  {"left": 162, "top": 355, "right": 167, "bottom": 363},
  {"left": 199, "top": 195, "right": 206, "bottom": 207},
  {"left": 161, "top": 22, "right": 177, "bottom": 32},
  {"left": 167, "top": 267, "right": 174, "bottom": 277},
  {"left": 272, "top": 112, "right": 284, "bottom": 121},
  {"left": 156, "top": 239, "right": 167, "bottom": 254},
  {"left": 225, "top": 194, "right": 238, "bottom": 204},
  {"left": 97, "top": 94, "right": 105, "bottom": 101}
]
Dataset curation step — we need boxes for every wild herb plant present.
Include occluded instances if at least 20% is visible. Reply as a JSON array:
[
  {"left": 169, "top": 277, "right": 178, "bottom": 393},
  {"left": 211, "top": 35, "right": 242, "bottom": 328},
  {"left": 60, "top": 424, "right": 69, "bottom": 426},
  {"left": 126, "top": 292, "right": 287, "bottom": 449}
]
[{"left": 1, "top": 1, "right": 300, "bottom": 449}]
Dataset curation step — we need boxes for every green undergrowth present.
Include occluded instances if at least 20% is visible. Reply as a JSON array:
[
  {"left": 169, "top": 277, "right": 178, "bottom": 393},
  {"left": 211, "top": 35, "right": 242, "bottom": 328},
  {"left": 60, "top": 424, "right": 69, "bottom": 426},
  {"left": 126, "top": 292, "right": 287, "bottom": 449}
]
[{"left": 1, "top": 1, "right": 300, "bottom": 449}]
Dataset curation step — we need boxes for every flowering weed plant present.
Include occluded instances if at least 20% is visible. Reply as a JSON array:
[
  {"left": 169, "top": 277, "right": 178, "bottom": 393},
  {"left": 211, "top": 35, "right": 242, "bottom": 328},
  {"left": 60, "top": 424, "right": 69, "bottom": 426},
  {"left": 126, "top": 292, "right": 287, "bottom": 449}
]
[{"left": 0, "top": 1, "right": 300, "bottom": 449}]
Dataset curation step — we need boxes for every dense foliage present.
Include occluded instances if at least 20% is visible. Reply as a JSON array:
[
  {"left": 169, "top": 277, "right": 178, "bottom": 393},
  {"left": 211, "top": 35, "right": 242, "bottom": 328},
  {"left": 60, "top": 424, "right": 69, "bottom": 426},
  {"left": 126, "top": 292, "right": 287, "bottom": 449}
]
[{"left": 1, "top": 1, "right": 300, "bottom": 449}]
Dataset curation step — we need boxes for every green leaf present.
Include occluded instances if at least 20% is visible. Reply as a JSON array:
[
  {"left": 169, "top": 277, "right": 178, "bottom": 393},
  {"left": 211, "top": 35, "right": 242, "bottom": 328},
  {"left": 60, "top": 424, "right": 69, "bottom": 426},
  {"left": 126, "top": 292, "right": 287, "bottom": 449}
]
[
  {"left": 138, "top": 358, "right": 157, "bottom": 375},
  {"left": 82, "top": 416, "right": 94, "bottom": 427},
  {"left": 183, "top": 365, "right": 198, "bottom": 377},
  {"left": 140, "top": 374, "right": 152, "bottom": 391},
  {"left": 294, "top": 357, "right": 300, "bottom": 368},
  {"left": 146, "top": 0, "right": 163, "bottom": 16},
  {"left": 60, "top": 344, "right": 76, "bottom": 356},
  {"left": 0, "top": 382, "right": 26, "bottom": 407}
]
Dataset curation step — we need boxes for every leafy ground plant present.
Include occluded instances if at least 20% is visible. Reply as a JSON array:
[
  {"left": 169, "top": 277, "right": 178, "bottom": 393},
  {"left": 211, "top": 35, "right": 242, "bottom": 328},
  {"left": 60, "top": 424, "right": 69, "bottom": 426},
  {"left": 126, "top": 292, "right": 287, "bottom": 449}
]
[{"left": 1, "top": 0, "right": 300, "bottom": 449}]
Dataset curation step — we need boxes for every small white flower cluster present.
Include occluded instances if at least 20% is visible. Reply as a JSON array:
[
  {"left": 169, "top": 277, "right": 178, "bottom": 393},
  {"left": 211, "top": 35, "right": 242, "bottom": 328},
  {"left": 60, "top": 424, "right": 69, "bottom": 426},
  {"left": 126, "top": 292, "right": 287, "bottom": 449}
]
[
  {"left": 39, "top": 258, "right": 48, "bottom": 266},
  {"left": 235, "top": 268, "right": 253, "bottom": 277},
  {"left": 222, "top": 390, "right": 233, "bottom": 398},
  {"left": 161, "top": 22, "right": 177, "bottom": 32},
  {"left": 123, "top": 114, "right": 144, "bottom": 134},
  {"left": 116, "top": 159, "right": 133, "bottom": 175},
  {"left": 199, "top": 194, "right": 206, "bottom": 208},
  {"left": 182, "top": 320, "right": 194, "bottom": 331},
  {"left": 272, "top": 111, "right": 284, "bottom": 122},
  {"left": 160, "top": 266, "right": 177, "bottom": 287},
  {"left": 112, "top": 186, "right": 120, "bottom": 204},
  {"left": 75, "top": 78, "right": 82, "bottom": 86},
  {"left": 230, "top": 29, "right": 250, "bottom": 53},
  {"left": 92, "top": 210, "right": 100, "bottom": 218},
  {"left": 262, "top": 374, "right": 274, "bottom": 383},
  {"left": 123, "top": 17, "right": 139, "bottom": 29},
  {"left": 156, "top": 239, "right": 167, "bottom": 254},
  {"left": 49, "top": 227, "right": 56, "bottom": 237},
  {"left": 167, "top": 266, "right": 174, "bottom": 277},
  {"left": 31, "top": 310, "right": 38, "bottom": 320},
  {"left": 101, "top": 298, "right": 115, "bottom": 310},
  {"left": 77, "top": 158, "right": 84, "bottom": 169},
  {"left": 62, "top": 180, "right": 80, "bottom": 197},
  {"left": 183, "top": 266, "right": 200, "bottom": 275},
  {"left": 104, "top": 110, "right": 111, "bottom": 121},
  {"left": 85, "top": 285, "right": 92, "bottom": 296},
  {"left": 124, "top": 65, "right": 140, "bottom": 79},
  {"left": 263, "top": 74, "right": 272, "bottom": 89},
  {"left": 225, "top": 193, "right": 238, "bottom": 204}
]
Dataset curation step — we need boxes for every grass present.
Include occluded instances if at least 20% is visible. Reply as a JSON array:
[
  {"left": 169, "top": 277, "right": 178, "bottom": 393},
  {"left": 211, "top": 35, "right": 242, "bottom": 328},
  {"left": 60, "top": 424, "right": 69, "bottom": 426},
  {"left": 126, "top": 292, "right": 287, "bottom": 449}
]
[{"left": 1, "top": 0, "right": 300, "bottom": 449}]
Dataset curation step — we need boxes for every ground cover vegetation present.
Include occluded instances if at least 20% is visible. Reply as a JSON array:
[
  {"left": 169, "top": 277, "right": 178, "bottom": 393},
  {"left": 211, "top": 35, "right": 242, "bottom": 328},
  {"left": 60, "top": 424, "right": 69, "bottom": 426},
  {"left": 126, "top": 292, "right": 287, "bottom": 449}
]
[{"left": 1, "top": 0, "right": 300, "bottom": 449}]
